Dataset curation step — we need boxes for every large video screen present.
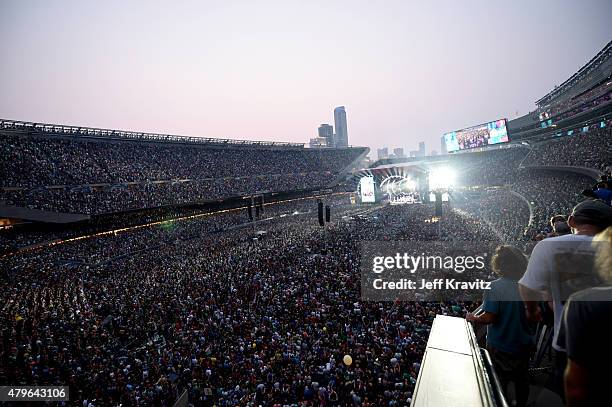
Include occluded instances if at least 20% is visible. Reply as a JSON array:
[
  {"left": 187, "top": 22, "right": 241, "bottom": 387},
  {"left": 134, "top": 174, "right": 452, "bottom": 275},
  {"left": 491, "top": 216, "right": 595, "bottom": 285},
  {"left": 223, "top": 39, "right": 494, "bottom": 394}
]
[
  {"left": 444, "top": 118, "right": 509, "bottom": 152},
  {"left": 359, "top": 176, "right": 376, "bottom": 203}
]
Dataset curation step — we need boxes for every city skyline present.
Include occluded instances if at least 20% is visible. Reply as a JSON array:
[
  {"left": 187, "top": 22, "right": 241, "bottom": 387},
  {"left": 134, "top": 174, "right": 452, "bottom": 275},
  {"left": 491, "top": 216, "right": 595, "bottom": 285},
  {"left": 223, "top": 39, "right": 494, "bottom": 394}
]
[{"left": 1, "top": 0, "right": 611, "bottom": 153}]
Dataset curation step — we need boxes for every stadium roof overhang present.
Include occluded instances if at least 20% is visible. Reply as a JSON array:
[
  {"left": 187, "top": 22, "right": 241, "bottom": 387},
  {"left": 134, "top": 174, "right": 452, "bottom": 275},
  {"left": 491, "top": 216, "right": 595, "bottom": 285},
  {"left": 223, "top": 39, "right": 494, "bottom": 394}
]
[{"left": 354, "top": 159, "right": 450, "bottom": 178}]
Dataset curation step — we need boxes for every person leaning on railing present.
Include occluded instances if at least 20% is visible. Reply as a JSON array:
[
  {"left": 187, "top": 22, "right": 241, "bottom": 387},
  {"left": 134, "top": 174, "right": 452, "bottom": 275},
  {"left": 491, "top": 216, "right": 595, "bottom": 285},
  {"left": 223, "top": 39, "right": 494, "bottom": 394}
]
[{"left": 466, "top": 245, "right": 534, "bottom": 407}]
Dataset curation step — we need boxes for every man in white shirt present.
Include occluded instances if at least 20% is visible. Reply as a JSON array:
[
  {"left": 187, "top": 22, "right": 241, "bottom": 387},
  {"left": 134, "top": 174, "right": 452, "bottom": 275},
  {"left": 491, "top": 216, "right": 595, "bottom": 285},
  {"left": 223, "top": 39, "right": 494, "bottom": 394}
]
[{"left": 518, "top": 199, "right": 612, "bottom": 400}]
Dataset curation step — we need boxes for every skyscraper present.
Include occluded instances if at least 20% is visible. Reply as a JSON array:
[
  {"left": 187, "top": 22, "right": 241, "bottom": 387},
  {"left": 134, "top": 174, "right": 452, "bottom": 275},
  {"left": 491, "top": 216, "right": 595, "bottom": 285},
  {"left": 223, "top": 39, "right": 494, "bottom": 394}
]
[
  {"left": 440, "top": 135, "right": 447, "bottom": 154},
  {"left": 393, "top": 147, "right": 405, "bottom": 158},
  {"left": 418, "top": 141, "right": 425, "bottom": 157},
  {"left": 377, "top": 147, "right": 389, "bottom": 159},
  {"left": 318, "top": 124, "right": 334, "bottom": 147},
  {"left": 333, "top": 106, "right": 348, "bottom": 148}
]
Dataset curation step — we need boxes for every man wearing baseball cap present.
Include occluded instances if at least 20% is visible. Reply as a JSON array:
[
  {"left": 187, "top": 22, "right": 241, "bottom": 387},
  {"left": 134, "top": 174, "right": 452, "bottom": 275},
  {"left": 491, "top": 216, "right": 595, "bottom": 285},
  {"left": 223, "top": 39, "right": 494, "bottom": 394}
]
[{"left": 518, "top": 199, "right": 612, "bottom": 401}]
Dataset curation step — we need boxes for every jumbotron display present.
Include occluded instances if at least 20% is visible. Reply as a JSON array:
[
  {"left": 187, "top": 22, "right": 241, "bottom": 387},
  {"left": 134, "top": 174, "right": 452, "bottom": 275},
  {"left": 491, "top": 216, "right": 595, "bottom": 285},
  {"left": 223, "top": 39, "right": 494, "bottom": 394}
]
[
  {"left": 359, "top": 176, "right": 376, "bottom": 203},
  {"left": 444, "top": 118, "right": 509, "bottom": 152}
]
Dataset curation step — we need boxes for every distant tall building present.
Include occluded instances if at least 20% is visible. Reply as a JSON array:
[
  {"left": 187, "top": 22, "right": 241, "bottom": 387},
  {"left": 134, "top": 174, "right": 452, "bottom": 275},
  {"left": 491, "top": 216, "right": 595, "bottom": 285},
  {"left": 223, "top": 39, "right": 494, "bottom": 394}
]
[
  {"left": 318, "top": 124, "right": 334, "bottom": 147},
  {"left": 418, "top": 141, "right": 425, "bottom": 157},
  {"left": 377, "top": 147, "right": 389, "bottom": 159},
  {"left": 333, "top": 106, "right": 348, "bottom": 148},
  {"left": 440, "top": 136, "right": 447, "bottom": 154},
  {"left": 393, "top": 147, "right": 405, "bottom": 158}
]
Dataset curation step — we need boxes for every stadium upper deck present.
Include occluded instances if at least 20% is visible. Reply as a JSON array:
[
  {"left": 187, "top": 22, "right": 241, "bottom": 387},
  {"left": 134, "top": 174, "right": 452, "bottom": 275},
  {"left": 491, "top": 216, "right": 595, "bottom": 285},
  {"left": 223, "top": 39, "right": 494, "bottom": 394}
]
[
  {"left": 535, "top": 40, "right": 612, "bottom": 108},
  {"left": 0, "top": 120, "right": 368, "bottom": 215},
  {"left": 508, "top": 41, "right": 612, "bottom": 140}
]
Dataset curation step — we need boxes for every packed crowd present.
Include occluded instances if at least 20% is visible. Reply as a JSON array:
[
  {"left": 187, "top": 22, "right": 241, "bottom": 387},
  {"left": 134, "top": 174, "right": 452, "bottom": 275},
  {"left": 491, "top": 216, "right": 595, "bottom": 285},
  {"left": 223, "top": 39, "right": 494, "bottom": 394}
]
[
  {"left": 450, "top": 147, "right": 527, "bottom": 186},
  {"left": 0, "top": 134, "right": 365, "bottom": 214},
  {"left": 3, "top": 182, "right": 610, "bottom": 406},
  {"left": 3, "top": 118, "right": 610, "bottom": 216},
  {"left": 1, "top": 175, "right": 341, "bottom": 215},
  {"left": 2, "top": 165, "right": 611, "bottom": 406},
  {"left": 449, "top": 123, "right": 611, "bottom": 185},
  {"left": 454, "top": 188, "right": 532, "bottom": 244},
  {"left": 511, "top": 170, "right": 595, "bottom": 239},
  {"left": 538, "top": 79, "right": 611, "bottom": 121},
  {"left": 1, "top": 194, "right": 508, "bottom": 406},
  {"left": 0, "top": 136, "right": 365, "bottom": 188},
  {"left": 0, "top": 193, "right": 353, "bottom": 256},
  {"left": 454, "top": 169, "right": 605, "bottom": 251},
  {"left": 529, "top": 125, "right": 611, "bottom": 171},
  {"left": 0, "top": 92, "right": 610, "bottom": 407}
]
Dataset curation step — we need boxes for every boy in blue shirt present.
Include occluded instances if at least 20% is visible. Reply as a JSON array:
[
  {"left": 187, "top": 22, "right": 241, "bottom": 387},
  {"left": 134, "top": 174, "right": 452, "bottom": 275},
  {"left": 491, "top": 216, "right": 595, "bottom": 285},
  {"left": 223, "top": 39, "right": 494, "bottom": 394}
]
[{"left": 466, "top": 245, "right": 534, "bottom": 407}]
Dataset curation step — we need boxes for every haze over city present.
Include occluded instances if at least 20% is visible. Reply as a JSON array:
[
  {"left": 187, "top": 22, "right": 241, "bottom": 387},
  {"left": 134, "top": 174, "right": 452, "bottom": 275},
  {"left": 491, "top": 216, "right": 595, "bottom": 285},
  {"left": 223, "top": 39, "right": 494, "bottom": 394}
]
[{"left": 1, "top": 0, "right": 611, "bottom": 154}]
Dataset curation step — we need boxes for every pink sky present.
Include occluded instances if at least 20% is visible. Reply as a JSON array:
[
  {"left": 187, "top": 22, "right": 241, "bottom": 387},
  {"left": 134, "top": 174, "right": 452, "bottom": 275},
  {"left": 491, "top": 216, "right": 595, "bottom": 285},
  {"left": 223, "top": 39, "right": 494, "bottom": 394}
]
[{"left": 1, "top": 0, "right": 611, "bottom": 155}]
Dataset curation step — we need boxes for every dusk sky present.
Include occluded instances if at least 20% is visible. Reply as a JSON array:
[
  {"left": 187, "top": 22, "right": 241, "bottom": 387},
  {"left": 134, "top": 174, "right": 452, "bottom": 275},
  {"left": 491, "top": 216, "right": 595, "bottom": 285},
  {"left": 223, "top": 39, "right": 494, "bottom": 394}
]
[{"left": 1, "top": 0, "right": 611, "bottom": 155}]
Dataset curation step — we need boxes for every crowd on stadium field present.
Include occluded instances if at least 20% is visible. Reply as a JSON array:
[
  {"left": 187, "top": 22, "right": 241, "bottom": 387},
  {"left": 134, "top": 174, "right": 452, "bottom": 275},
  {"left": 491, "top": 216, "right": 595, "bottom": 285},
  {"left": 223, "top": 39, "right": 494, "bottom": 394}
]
[
  {"left": 2, "top": 167, "right": 612, "bottom": 405},
  {"left": 1, "top": 197, "right": 504, "bottom": 406},
  {"left": 0, "top": 194, "right": 353, "bottom": 255}
]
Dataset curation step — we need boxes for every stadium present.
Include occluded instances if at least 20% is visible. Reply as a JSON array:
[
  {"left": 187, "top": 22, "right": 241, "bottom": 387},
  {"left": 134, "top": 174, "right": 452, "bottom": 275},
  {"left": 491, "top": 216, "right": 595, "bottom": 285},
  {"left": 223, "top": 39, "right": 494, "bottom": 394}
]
[{"left": 1, "top": 3, "right": 612, "bottom": 407}]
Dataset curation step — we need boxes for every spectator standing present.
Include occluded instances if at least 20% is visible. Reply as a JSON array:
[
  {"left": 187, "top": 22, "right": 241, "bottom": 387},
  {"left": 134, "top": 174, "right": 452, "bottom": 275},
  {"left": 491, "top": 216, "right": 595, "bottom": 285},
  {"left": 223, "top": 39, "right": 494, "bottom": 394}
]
[
  {"left": 467, "top": 245, "right": 533, "bottom": 407},
  {"left": 518, "top": 200, "right": 612, "bottom": 400}
]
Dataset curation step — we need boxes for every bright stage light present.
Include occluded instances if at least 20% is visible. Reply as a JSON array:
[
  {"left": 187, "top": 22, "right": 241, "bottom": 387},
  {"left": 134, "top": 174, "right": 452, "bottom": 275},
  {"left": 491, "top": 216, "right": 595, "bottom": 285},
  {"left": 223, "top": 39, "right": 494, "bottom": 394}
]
[
  {"left": 429, "top": 167, "right": 455, "bottom": 189},
  {"left": 402, "top": 178, "right": 417, "bottom": 191}
]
